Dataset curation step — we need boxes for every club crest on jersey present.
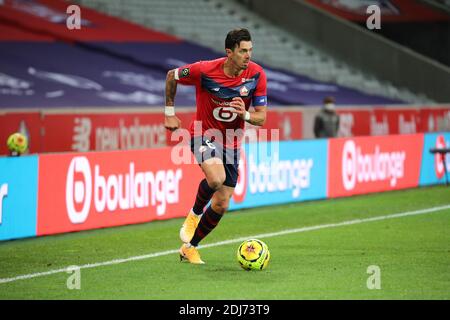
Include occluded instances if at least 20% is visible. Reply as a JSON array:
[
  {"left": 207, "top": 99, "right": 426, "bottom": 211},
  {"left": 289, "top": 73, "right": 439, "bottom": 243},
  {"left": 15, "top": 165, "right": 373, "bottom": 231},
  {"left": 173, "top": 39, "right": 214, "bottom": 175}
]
[
  {"left": 180, "top": 68, "right": 190, "bottom": 78},
  {"left": 240, "top": 85, "right": 249, "bottom": 97}
]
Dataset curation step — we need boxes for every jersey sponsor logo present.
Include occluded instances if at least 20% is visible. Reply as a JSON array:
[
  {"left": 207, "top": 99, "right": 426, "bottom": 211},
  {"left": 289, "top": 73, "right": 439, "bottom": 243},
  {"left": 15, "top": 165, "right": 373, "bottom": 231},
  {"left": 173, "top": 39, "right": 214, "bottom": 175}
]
[
  {"left": 213, "top": 107, "right": 238, "bottom": 122},
  {"left": 211, "top": 98, "right": 231, "bottom": 106}
]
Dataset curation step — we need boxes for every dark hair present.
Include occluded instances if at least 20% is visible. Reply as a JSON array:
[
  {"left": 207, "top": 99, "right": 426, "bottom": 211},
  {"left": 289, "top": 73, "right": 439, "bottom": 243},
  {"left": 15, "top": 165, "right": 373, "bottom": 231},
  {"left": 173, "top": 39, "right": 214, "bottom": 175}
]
[
  {"left": 323, "top": 96, "right": 335, "bottom": 104},
  {"left": 225, "top": 28, "right": 252, "bottom": 50}
]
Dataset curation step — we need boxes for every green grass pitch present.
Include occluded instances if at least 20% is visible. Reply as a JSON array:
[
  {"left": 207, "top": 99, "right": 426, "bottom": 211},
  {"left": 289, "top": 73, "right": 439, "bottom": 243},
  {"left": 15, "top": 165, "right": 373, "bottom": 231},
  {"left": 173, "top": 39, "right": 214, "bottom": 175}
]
[{"left": 0, "top": 185, "right": 449, "bottom": 299}]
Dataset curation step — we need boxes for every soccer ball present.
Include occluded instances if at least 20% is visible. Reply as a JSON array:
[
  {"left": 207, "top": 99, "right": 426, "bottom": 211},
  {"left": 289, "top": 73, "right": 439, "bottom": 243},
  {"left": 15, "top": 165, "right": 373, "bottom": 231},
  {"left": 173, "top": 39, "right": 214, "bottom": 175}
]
[
  {"left": 237, "top": 239, "right": 270, "bottom": 271},
  {"left": 7, "top": 132, "right": 28, "bottom": 154}
]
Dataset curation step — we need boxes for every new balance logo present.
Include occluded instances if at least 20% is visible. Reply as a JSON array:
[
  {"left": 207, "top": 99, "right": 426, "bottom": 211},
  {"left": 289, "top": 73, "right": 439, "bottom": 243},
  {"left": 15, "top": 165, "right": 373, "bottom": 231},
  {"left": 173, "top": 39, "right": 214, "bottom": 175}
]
[{"left": 211, "top": 88, "right": 220, "bottom": 92}]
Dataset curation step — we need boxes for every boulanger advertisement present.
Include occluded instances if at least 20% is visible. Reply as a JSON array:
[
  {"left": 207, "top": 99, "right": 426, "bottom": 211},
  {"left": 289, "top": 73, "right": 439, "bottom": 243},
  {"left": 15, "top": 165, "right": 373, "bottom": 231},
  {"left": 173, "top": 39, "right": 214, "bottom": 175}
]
[
  {"left": 0, "top": 132, "right": 448, "bottom": 241},
  {"left": 419, "top": 133, "right": 450, "bottom": 186},
  {"left": 230, "top": 140, "right": 328, "bottom": 210}
]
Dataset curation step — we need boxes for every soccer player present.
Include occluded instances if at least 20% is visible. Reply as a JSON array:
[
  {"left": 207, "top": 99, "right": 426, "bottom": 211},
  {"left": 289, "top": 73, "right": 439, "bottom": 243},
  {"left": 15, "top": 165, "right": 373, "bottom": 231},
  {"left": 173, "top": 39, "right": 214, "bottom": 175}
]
[{"left": 164, "top": 28, "right": 267, "bottom": 264}]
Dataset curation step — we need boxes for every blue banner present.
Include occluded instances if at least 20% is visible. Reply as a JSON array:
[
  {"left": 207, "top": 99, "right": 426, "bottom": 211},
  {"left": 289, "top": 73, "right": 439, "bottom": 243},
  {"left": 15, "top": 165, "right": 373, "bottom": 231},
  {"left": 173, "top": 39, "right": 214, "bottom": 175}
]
[
  {"left": 0, "top": 156, "right": 38, "bottom": 241},
  {"left": 419, "top": 132, "right": 450, "bottom": 186},
  {"left": 230, "top": 140, "right": 328, "bottom": 210}
]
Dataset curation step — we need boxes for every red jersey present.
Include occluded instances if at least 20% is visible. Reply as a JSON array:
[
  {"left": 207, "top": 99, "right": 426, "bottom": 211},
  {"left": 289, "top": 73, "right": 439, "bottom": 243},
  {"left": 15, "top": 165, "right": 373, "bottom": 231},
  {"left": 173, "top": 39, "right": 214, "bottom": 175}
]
[{"left": 174, "top": 57, "right": 267, "bottom": 149}]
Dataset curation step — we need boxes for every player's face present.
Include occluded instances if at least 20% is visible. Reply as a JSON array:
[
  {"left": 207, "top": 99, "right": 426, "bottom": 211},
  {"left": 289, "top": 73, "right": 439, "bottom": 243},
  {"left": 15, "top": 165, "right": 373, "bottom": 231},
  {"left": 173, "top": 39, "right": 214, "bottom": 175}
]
[{"left": 230, "top": 41, "right": 253, "bottom": 70}]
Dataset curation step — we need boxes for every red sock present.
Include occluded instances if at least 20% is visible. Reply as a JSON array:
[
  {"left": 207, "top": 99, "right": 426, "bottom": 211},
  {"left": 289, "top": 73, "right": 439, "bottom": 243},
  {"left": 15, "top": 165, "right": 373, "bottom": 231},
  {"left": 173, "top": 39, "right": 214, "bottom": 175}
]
[{"left": 192, "top": 179, "right": 216, "bottom": 215}]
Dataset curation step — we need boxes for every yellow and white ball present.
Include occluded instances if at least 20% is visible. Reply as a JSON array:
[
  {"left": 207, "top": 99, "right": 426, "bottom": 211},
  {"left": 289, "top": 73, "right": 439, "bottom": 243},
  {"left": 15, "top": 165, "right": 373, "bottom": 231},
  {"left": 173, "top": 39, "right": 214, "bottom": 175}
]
[
  {"left": 237, "top": 239, "right": 270, "bottom": 271},
  {"left": 7, "top": 132, "right": 28, "bottom": 154}
]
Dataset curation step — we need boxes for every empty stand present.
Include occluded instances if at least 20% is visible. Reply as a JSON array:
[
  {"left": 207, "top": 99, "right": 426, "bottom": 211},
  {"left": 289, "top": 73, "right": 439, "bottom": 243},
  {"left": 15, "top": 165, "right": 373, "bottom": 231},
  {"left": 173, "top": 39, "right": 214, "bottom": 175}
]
[{"left": 76, "top": 0, "right": 436, "bottom": 104}]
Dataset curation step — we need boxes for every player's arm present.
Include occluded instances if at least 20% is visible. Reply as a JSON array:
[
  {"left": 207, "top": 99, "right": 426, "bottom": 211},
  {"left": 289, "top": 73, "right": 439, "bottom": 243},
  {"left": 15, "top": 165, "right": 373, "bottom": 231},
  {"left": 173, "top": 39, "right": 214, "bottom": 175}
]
[
  {"left": 250, "top": 105, "right": 267, "bottom": 126},
  {"left": 235, "top": 68, "right": 268, "bottom": 126},
  {"left": 164, "top": 64, "right": 201, "bottom": 131},
  {"left": 229, "top": 97, "right": 266, "bottom": 126},
  {"left": 164, "top": 69, "right": 181, "bottom": 131}
]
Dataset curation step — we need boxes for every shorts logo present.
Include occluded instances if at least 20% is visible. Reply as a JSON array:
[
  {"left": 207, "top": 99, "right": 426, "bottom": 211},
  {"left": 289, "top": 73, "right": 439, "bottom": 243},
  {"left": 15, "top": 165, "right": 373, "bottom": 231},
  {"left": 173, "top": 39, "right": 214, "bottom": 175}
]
[{"left": 180, "top": 68, "right": 190, "bottom": 78}]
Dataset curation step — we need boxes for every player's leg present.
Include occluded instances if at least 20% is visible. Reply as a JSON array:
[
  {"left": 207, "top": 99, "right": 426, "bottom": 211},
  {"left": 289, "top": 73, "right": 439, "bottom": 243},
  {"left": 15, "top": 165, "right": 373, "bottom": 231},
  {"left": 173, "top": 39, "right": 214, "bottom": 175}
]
[
  {"left": 194, "top": 157, "right": 226, "bottom": 213},
  {"left": 180, "top": 136, "right": 226, "bottom": 244},
  {"left": 179, "top": 144, "right": 238, "bottom": 264},
  {"left": 189, "top": 184, "right": 234, "bottom": 247},
  {"left": 180, "top": 157, "right": 225, "bottom": 243},
  {"left": 188, "top": 158, "right": 238, "bottom": 248},
  {"left": 179, "top": 184, "right": 233, "bottom": 264}
]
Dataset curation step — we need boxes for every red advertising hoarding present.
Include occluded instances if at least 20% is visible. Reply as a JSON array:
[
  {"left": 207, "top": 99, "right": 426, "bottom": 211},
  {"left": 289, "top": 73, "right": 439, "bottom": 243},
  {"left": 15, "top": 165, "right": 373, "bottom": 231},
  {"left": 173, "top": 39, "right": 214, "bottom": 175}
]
[
  {"left": 335, "top": 107, "right": 450, "bottom": 138},
  {"left": 37, "top": 147, "right": 204, "bottom": 236},
  {"left": 246, "top": 109, "right": 302, "bottom": 142},
  {"left": 336, "top": 109, "right": 371, "bottom": 137},
  {"left": 41, "top": 109, "right": 303, "bottom": 153},
  {"left": 417, "top": 108, "right": 450, "bottom": 133},
  {"left": 41, "top": 112, "right": 194, "bottom": 153},
  {"left": 373, "top": 108, "right": 420, "bottom": 135},
  {"left": 328, "top": 134, "right": 423, "bottom": 198}
]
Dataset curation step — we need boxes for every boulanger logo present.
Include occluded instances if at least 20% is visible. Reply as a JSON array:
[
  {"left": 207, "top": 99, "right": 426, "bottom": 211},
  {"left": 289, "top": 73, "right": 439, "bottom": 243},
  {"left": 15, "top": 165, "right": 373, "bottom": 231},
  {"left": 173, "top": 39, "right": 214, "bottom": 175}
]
[
  {"left": 66, "top": 157, "right": 92, "bottom": 224},
  {"left": 342, "top": 140, "right": 406, "bottom": 191},
  {"left": 248, "top": 152, "right": 313, "bottom": 198},
  {"left": 434, "top": 135, "right": 449, "bottom": 179},
  {"left": 65, "top": 156, "right": 183, "bottom": 224},
  {"left": 0, "top": 183, "right": 8, "bottom": 225}
]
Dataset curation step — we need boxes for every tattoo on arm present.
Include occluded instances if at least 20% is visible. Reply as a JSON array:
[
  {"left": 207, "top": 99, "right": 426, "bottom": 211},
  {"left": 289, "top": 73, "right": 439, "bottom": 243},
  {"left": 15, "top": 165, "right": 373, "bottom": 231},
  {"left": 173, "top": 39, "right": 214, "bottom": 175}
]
[{"left": 165, "top": 69, "right": 177, "bottom": 106}]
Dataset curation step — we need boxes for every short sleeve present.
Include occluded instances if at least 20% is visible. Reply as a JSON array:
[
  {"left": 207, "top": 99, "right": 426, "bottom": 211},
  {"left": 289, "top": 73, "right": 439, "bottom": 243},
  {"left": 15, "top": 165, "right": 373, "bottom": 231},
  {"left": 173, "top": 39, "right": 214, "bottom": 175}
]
[
  {"left": 252, "top": 68, "right": 267, "bottom": 107},
  {"left": 174, "top": 62, "right": 201, "bottom": 86}
]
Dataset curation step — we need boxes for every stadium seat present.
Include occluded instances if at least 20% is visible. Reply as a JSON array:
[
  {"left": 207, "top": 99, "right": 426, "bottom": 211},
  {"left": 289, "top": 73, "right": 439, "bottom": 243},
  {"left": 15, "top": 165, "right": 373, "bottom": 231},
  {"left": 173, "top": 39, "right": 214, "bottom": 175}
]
[{"left": 75, "top": 0, "right": 435, "bottom": 104}]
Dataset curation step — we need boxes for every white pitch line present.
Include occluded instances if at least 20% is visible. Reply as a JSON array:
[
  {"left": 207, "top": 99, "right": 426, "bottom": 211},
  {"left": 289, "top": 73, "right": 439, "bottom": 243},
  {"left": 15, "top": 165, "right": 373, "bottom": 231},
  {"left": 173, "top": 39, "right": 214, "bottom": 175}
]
[{"left": 1, "top": 204, "right": 449, "bottom": 285}]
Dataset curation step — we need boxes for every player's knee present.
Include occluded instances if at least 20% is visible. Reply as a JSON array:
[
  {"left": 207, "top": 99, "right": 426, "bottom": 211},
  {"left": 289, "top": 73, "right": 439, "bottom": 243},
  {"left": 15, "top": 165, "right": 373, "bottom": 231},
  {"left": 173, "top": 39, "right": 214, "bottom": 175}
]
[{"left": 207, "top": 177, "right": 225, "bottom": 190}]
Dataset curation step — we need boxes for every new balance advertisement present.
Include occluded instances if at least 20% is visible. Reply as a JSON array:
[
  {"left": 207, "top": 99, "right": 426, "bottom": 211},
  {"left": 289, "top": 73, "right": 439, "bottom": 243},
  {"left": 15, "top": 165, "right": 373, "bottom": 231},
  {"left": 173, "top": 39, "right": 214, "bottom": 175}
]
[
  {"left": 37, "top": 148, "right": 203, "bottom": 236},
  {"left": 41, "top": 112, "right": 192, "bottom": 153},
  {"left": 419, "top": 133, "right": 450, "bottom": 186},
  {"left": 230, "top": 140, "right": 328, "bottom": 210},
  {"left": 0, "top": 156, "right": 38, "bottom": 241},
  {"left": 328, "top": 134, "right": 423, "bottom": 198}
]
